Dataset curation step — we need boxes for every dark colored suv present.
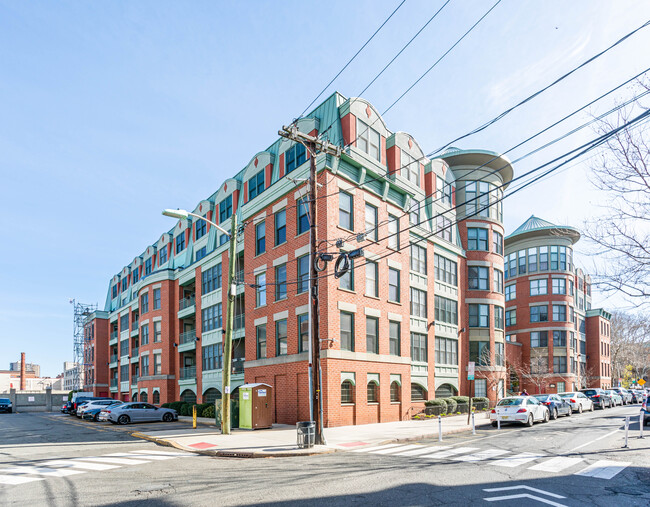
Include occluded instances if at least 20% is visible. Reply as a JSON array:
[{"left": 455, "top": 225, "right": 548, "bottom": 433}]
[
  {"left": 0, "top": 398, "right": 13, "bottom": 413},
  {"left": 580, "top": 388, "right": 613, "bottom": 409}
]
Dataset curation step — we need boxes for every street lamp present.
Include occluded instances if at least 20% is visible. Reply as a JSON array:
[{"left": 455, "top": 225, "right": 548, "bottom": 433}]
[{"left": 162, "top": 208, "right": 238, "bottom": 435}]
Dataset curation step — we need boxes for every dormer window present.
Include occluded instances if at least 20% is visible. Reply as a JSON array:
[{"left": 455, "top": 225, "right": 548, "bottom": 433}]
[
  {"left": 145, "top": 258, "right": 152, "bottom": 275},
  {"left": 133, "top": 268, "right": 139, "bottom": 284},
  {"left": 112, "top": 285, "right": 118, "bottom": 299},
  {"left": 219, "top": 195, "right": 233, "bottom": 223},
  {"left": 159, "top": 246, "right": 168, "bottom": 265},
  {"left": 286, "top": 143, "right": 306, "bottom": 173},
  {"left": 401, "top": 151, "right": 419, "bottom": 185},
  {"left": 176, "top": 234, "right": 185, "bottom": 254},
  {"left": 248, "top": 171, "right": 265, "bottom": 200},
  {"left": 357, "top": 119, "right": 380, "bottom": 161},
  {"left": 196, "top": 216, "right": 207, "bottom": 240},
  {"left": 436, "top": 177, "right": 452, "bottom": 206},
  {"left": 121, "top": 278, "right": 127, "bottom": 291}
]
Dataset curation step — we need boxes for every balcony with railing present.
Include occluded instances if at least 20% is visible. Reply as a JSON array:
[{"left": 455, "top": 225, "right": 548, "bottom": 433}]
[
  {"left": 109, "top": 354, "right": 118, "bottom": 365},
  {"left": 179, "top": 296, "right": 196, "bottom": 311},
  {"left": 232, "top": 358, "right": 245, "bottom": 375},
  {"left": 110, "top": 330, "right": 119, "bottom": 344},
  {"left": 131, "top": 320, "right": 139, "bottom": 332},
  {"left": 130, "top": 348, "right": 139, "bottom": 360},
  {"left": 179, "top": 366, "right": 196, "bottom": 381},
  {"left": 233, "top": 313, "right": 245, "bottom": 339},
  {"left": 180, "top": 329, "right": 197, "bottom": 344},
  {"left": 110, "top": 378, "right": 118, "bottom": 389}
]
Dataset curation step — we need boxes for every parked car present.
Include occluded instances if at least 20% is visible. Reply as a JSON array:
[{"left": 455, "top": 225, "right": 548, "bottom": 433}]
[
  {"left": 558, "top": 392, "right": 594, "bottom": 413},
  {"left": 533, "top": 394, "right": 572, "bottom": 419},
  {"left": 630, "top": 390, "right": 645, "bottom": 403},
  {"left": 61, "top": 401, "right": 72, "bottom": 414},
  {"left": 0, "top": 398, "right": 13, "bottom": 414},
  {"left": 70, "top": 396, "right": 114, "bottom": 415},
  {"left": 611, "top": 387, "right": 633, "bottom": 405},
  {"left": 83, "top": 402, "right": 123, "bottom": 422},
  {"left": 490, "top": 396, "right": 550, "bottom": 427},
  {"left": 606, "top": 390, "right": 623, "bottom": 407},
  {"left": 104, "top": 403, "right": 178, "bottom": 425},
  {"left": 77, "top": 399, "right": 121, "bottom": 418},
  {"left": 580, "top": 388, "right": 613, "bottom": 409}
]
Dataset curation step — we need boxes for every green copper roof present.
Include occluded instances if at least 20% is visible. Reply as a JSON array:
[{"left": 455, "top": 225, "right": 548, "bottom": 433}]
[{"left": 506, "top": 215, "right": 581, "bottom": 243}]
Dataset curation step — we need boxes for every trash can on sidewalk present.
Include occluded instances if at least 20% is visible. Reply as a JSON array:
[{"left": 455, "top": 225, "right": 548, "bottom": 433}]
[{"left": 296, "top": 421, "right": 315, "bottom": 448}]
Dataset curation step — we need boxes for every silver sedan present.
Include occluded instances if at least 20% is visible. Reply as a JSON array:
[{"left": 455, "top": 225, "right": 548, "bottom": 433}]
[
  {"left": 559, "top": 392, "right": 594, "bottom": 413},
  {"left": 103, "top": 402, "right": 178, "bottom": 425}
]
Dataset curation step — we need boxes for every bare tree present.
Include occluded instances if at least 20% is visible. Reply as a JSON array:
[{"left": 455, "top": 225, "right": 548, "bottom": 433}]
[
  {"left": 476, "top": 346, "right": 507, "bottom": 399},
  {"left": 510, "top": 356, "right": 574, "bottom": 394},
  {"left": 609, "top": 311, "right": 650, "bottom": 383},
  {"left": 584, "top": 78, "right": 650, "bottom": 303}
]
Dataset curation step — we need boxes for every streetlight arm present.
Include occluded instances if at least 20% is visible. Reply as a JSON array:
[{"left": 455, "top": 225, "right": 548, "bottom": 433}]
[{"left": 162, "top": 209, "right": 231, "bottom": 238}]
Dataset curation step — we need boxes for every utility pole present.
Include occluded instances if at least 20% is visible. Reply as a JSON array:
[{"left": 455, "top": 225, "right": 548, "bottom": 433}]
[
  {"left": 222, "top": 212, "right": 238, "bottom": 435},
  {"left": 279, "top": 125, "right": 341, "bottom": 445}
]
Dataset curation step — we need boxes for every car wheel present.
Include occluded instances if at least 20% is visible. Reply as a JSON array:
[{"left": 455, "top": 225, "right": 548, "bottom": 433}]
[
  {"left": 600, "top": 401, "right": 605, "bottom": 410},
  {"left": 567, "top": 407, "right": 572, "bottom": 416},
  {"left": 543, "top": 410, "right": 550, "bottom": 423},
  {"left": 491, "top": 421, "right": 498, "bottom": 427},
  {"left": 578, "top": 404, "right": 583, "bottom": 414},
  {"left": 163, "top": 413, "right": 173, "bottom": 422},
  {"left": 118, "top": 415, "right": 130, "bottom": 425},
  {"left": 526, "top": 414, "right": 534, "bottom": 427},
  {"left": 590, "top": 402, "right": 594, "bottom": 412},
  {"left": 94, "top": 414, "right": 99, "bottom": 422},
  {"left": 552, "top": 408, "right": 558, "bottom": 420}
]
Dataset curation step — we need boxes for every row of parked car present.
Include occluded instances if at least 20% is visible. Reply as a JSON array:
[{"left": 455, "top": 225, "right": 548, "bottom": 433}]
[
  {"left": 61, "top": 396, "right": 178, "bottom": 425},
  {"left": 490, "top": 387, "right": 649, "bottom": 427}
]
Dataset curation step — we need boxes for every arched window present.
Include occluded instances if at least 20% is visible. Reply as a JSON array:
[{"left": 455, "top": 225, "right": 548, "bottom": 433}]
[
  {"left": 204, "top": 388, "right": 221, "bottom": 404},
  {"left": 180, "top": 389, "right": 196, "bottom": 404},
  {"left": 367, "top": 382, "right": 378, "bottom": 403},
  {"left": 341, "top": 380, "right": 354, "bottom": 404},
  {"left": 152, "top": 391, "right": 160, "bottom": 405},
  {"left": 132, "top": 393, "right": 138, "bottom": 402},
  {"left": 390, "top": 381, "right": 400, "bottom": 403},
  {"left": 141, "top": 391, "right": 148, "bottom": 403},
  {"left": 411, "top": 384, "right": 427, "bottom": 401},
  {"left": 435, "top": 384, "right": 458, "bottom": 399}
]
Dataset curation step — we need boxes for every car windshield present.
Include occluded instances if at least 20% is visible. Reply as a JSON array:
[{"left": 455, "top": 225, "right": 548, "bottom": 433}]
[
  {"left": 582, "top": 390, "right": 598, "bottom": 396},
  {"left": 559, "top": 393, "right": 574, "bottom": 398},
  {"left": 0, "top": 399, "right": 11, "bottom": 403},
  {"left": 533, "top": 395, "right": 550, "bottom": 401},
  {"left": 497, "top": 398, "right": 523, "bottom": 406}
]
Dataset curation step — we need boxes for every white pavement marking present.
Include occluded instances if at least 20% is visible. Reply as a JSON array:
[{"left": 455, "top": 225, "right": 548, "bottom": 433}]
[
  {"left": 491, "top": 452, "right": 546, "bottom": 468},
  {"left": 76, "top": 456, "right": 151, "bottom": 465},
  {"left": 483, "top": 485, "right": 566, "bottom": 499},
  {"left": 1, "top": 466, "right": 85, "bottom": 477},
  {"left": 453, "top": 449, "right": 509, "bottom": 462},
  {"left": 43, "top": 459, "right": 121, "bottom": 471},
  {"left": 421, "top": 447, "right": 479, "bottom": 459},
  {"left": 372, "top": 444, "right": 422, "bottom": 455},
  {"left": 130, "top": 450, "right": 189, "bottom": 456},
  {"left": 352, "top": 444, "right": 403, "bottom": 453},
  {"left": 529, "top": 456, "right": 583, "bottom": 473},
  {"left": 393, "top": 446, "right": 450, "bottom": 457},
  {"left": 0, "top": 474, "right": 44, "bottom": 485},
  {"left": 574, "top": 460, "right": 631, "bottom": 480},
  {"left": 104, "top": 452, "right": 176, "bottom": 460},
  {"left": 569, "top": 430, "right": 620, "bottom": 452},
  {"left": 484, "top": 493, "right": 567, "bottom": 506}
]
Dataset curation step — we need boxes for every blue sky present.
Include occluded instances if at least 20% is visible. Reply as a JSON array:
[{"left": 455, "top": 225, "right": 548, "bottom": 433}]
[{"left": 1, "top": 1, "right": 648, "bottom": 377}]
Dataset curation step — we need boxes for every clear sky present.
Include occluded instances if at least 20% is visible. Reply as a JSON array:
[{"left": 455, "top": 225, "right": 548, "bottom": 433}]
[{"left": 1, "top": 1, "right": 648, "bottom": 377}]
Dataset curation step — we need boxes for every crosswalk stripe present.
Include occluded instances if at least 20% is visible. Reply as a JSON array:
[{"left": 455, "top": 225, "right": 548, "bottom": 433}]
[
  {"left": 574, "top": 460, "right": 631, "bottom": 480},
  {"left": 352, "top": 444, "right": 403, "bottom": 453},
  {"left": 393, "top": 446, "right": 450, "bottom": 457},
  {"left": 453, "top": 449, "right": 509, "bottom": 462},
  {"left": 421, "top": 447, "right": 479, "bottom": 459},
  {"left": 42, "top": 459, "right": 120, "bottom": 471},
  {"left": 1, "top": 466, "right": 85, "bottom": 477},
  {"left": 0, "top": 474, "right": 44, "bottom": 485},
  {"left": 104, "top": 452, "right": 176, "bottom": 461},
  {"left": 491, "top": 452, "right": 546, "bottom": 468},
  {"left": 372, "top": 444, "right": 422, "bottom": 455},
  {"left": 75, "top": 457, "right": 151, "bottom": 465},
  {"left": 130, "top": 450, "right": 189, "bottom": 456},
  {"left": 529, "top": 456, "right": 583, "bottom": 473}
]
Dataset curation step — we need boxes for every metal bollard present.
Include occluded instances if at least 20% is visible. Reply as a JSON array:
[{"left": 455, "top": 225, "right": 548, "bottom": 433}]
[
  {"left": 438, "top": 415, "right": 443, "bottom": 442},
  {"left": 192, "top": 405, "right": 197, "bottom": 429},
  {"left": 640, "top": 413, "right": 644, "bottom": 439},
  {"left": 472, "top": 412, "right": 476, "bottom": 435},
  {"left": 497, "top": 408, "right": 501, "bottom": 430},
  {"left": 623, "top": 416, "right": 629, "bottom": 448}
]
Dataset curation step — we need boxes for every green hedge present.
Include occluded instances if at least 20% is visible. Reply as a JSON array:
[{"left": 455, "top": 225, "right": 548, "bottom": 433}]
[
  {"left": 472, "top": 397, "right": 489, "bottom": 404},
  {"left": 442, "top": 398, "right": 457, "bottom": 413},
  {"left": 424, "top": 399, "right": 447, "bottom": 408},
  {"left": 161, "top": 403, "right": 171, "bottom": 409},
  {"left": 202, "top": 405, "right": 215, "bottom": 418},
  {"left": 449, "top": 396, "right": 470, "bottom": 404}
]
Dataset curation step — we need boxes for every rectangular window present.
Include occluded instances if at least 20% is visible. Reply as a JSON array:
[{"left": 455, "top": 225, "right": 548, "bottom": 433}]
[
  {"left": 474, "top": 379, "right": 487, "bottom": 398},
  {"left": 468, "top": 266, "right": 489, "bottom": 290},
  {"left": 153, "top": 353, "right": 161, "bottom": 375},
  {"left": 132, "top": 268, "right": 139, "bottom": 284},
  {"left": 340, "top": 311, "right": 354, "bottom": 351},
  {"left": 505, "top": 284, "right": 516, "bottom": 301},
  {"left": 365, "top": 316, "right": 378, "bottom": 354},
  {"left": 467, "top": 228, "right": 488, "bottom": 250},
  {"left": 120, "top": 363, "right": 129, "bottom": 381},
  {"left": 410, "top": 243, "right": 427, "bottom": 274},
  {"left": 539, "top": 246, "right": 548, "bottom": 271},
  {"left": 248, "top": 170, "right": 265, "bottom": 200},
  {"left": 276, "top": 319, "right": 288, "bottom": 356},
  {"left": 255, "top": 273, "right": 266, "bottom": 307},
  {"left": 365, "top": 204, "right": 378, "bottom": 241},
  {"left": 434, "top": 254, "right": 457, "bottom": 286},
  {"left": 285, "top": 143, "right": 306, "bottom": 173},
  {"left": 195, "top": 246, "right": 207, "bottom": 261},
  {"left": 469, "top": 341, "right": 490, "bottom": 365},
  {"left": 112, "top": 285, "right": 118, "bottom": 299},
  {"left": 553, "top": 356, "right": 567, "bottom": 373},
  {"left": 528, "top": 248, "right": 537, "bottom": 273},
  {"left": 530, "top": 279, "right": 548, "bottom": 296},
  {"left": 389, "top": 321, "right": 400, "bottom": 356},
  {"left": 176, "top": 234, "right": 185, "bottom": 254},
  {"left": 410, "top": 288, "right": 428, "bottom": 318},
  {"left": 357, "top": 118, "right": 380, "bottom": 161},
  {"left": 434, "top": 296, "right": 458, "bottom": 325},
  {"left": 552, "top": 304, "right": 566, "bottom": 322},
  {"left": 159, "top": 246, "right": 167, "bottom": 265},
  {"left": 219, "top": 195, "right": 232, "bottom": 223},
  {"left": 494, "top": 306, "right": 504, "bottom": 330},
  {"left": 201, "top": 303, "right": 222, "bottom": 332},
  {"left": 275, "top": 264, "right": 287, "bottom": 301},
  {"left": 495, "top": 342, "right": 504, "bottom": 366},
  {"left": 469, "top": 304, "right": 489, "bottom": 327},
  {"left": 297, "top": 255, "right": 309, "bottom": 294},
  {"left": 388, "top": 214, "right": 399, "bottom": 250},
  {"left": 409, "top": 200, "right": 420, "bottom": 226},
  {"left": 201, "top": 264, "right": 222, "bottom": 295},
  {"left": 365, "top": 261, "right": 378, "bottom": 297},
  {"left": 274, "top": 210, "right": 286, "bottom": 246},
  {"left": 553, "top": 330, "right": 567, "bottom": 346},
  {"left": 256, "top": 324, "right": 266, "bottom": 359},
  {"left": 436, "top": 215, "right": 452, "bottom": 242},
  {"left": 297, "top": 197, "right": 309, "bottom": 235},
  {"left": 298, "top": 314, "right": 309, "bottom": 353},
  {"left": 435, "top": 337, "right": 458, "bottom": 365},
  {"left": 339, "top": 191, "right": 353, "bottom": 230},
  {"left": 550, "top": 246, "right": 559, "bottom": 270},
  {"left": 339, "top": 258, "right": 354, "bottom": 291},
  {"left": 140, "top": 293, "right": 149, "bottom": 314},
  {"left": 401, "top": 150, "right": 420, "bottom": 186},
  {"left": 505, "top": 309, "right": 516, "bottom": 327},
  {"left": 140, "top": 324, "right": 149, "bottom": 345},
  {"left": 153, "top": 321, "right": 161, "bottom": 343},
  {"left": 552, "top": 278, "right": 567, "bottom": 295},
  {"left": 410, "top": 333, "right": 427, "bottom": 362},
  {"left": 153, "top": 288, "right": 161, "bottom": 310},
  {"left": 203, "top": 343, "right": 223, "bottom": 371},
  {"left": 120, "top": 339, "right": 129, "bottom": 357},
  {"left": 219, "top": 233, "right": 228, "bottom": 246},
  {"left": 530, "top": 305, "right": 548, "bottom": 323},
  {"left": 518, "top": 250, "right": 526, "bottom": 275},
  {"left": 492, "top": 231, "right": 503, "bottom": 255},
  {"left": 388, "top": 268, "right": 400, "bottom": 302},
  {"left": 494, "top": 269, "right": 504, "bottom": 293},
  {"left": 120, "top": 314, "right": 129, "bottom": 332},
  {"left": 255, "top": 221, "right": 265, "bottom": 255},
  {"left": 140, "top": 355, "right": 149, "bottom": 376},
  {"left": 531, "top": 331, "right": 548, "bottom": 347},
  {"left": 121, "top": 278, "right": 127, "bottom": 292}
]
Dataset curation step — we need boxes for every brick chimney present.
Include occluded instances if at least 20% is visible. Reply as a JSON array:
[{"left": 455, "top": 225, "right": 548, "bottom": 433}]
[{"left": 20, "top": 352, "right": 26, "bottom": 391}]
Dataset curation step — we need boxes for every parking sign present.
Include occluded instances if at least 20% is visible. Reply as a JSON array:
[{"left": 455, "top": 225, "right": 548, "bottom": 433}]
[{"left": 467, "top": 361, "right": 475, "bottom": 381}]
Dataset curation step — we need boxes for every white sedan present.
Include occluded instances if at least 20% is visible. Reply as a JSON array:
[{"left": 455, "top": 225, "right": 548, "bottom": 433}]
[
  {"left": 559, "top": 392, "right": 594, "bottom": 413},
  {"left": 491, "top": 396, "right": 550, "bottom": 427}
]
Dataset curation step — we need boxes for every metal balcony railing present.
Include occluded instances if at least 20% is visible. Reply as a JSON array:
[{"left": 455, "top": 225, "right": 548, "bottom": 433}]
[
  {"left": 110, "top": 379, "right": 118, "bottom": 388},
  {"left": 110, "top": 331, "right": 118, "bottom": 340},
  {"left": 234, "top": 313, "right": 245, "bottom": 330},
  {"left": 179, "top": 296, "right": 196, "bottom": 310},
  {"left": 180, "top": 366, "right": 196, "bottom": 380},
  {"left": 131, "top": 375, "right": 138, "bottom": 384},
  {"left": 235, "top": 270, "right": 244, "bottom": 283},
  {"left": 109, "top": 355, "right": 118, "bottom": 364},
  {"left": 180, "top": 329, "right": 196, "bottom": 344},
  {"left": 131, "top": 321, "right": 139, "bottom": 331},
  {"left": 232, "top": 358, "right": 245, "bottom": 374}
]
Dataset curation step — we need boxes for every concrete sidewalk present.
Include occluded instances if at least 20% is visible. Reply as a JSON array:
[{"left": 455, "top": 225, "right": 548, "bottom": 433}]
[{"left": 133, "top": 411, "right": 492, "bottom": 458}]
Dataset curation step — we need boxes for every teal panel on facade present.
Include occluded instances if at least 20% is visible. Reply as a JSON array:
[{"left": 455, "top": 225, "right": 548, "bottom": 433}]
[
  {"left": 364, "top": 178, "right": 384, "bottom": 196},
  {"left": 338, "top": 160, "right": 360, "bottom": 182},
  {"left": 387, "top": 187, "right": 406, "bottom": 208}
]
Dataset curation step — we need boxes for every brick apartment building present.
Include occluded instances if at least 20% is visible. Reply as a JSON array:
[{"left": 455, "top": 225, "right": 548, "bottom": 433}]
[{"left": 82, "top": 92, "right": 611, "bottom": 426}]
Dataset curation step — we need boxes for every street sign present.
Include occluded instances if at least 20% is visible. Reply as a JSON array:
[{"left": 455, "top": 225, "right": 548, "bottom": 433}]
[
  {"left": 467, "top": 361, "right": 475, "bottom": 381},
  {"left": 638, "top": 379, "right": 646, "bottom": 386}
]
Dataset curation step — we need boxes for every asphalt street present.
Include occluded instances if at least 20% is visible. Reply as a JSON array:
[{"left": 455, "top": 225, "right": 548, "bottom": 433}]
[{"left": 0, "top": 405, "right": 648, "bottom": 506}]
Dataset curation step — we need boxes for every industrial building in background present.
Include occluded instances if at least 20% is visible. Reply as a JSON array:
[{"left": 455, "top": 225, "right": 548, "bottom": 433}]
[{"left": 80, "top": 93, "right": 611, "bottom": 426}]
